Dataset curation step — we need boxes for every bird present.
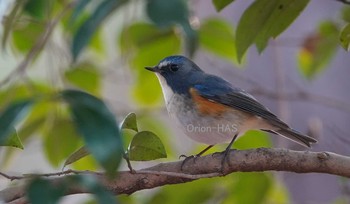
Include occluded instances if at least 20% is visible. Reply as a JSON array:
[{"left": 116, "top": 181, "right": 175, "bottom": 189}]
[{"left": 145, "top": 55, "right": 317, "bottom": 168}]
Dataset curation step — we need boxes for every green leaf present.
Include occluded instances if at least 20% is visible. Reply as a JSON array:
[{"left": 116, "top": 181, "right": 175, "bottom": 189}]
[
  {"left": 199, "top": 18, "right": 237, "bottom": 64},
  {"left": 43, "top": 117, "right": 81, "bottom": 167},
  {"left": 146, "top": 177, "right": 215, "bottom": 204},
  {"left": 342, "top": 7, "right": 350, "bottom": 23},
  {"left": 236, "top": 0, "right": 309, "bottom": 61},
  {"left": 121, "top": 112, "right": 138, "bottom": 132},
  {"left": 24, "top": 0, "right": 48, "bottom": 19},
  {"left": 265, "top": 179, "right": 290, "bottom": 204},
  {"left": 224, "top": 173, "right": 272, "bottom": 204},
  {"left": 71, "top": 154, "right": 99, "bottom": 171},
  {"left": 212, "top": 0, "right": 235, "bottom": 12},
  {"left": 0, "top": 99, "right": 33, "bottom": 144},
  {"left": 61, "top": 90, "right": 123, "bottom": 175},
  {"left": 340, "top": 23, "right": 350, "bottom": 51},
  {"left": 0, "top": 117, "right": 45, "bottom": 168},
  {"left": 233, "top": 130, "right": 272, "bottom": 149},
  {"left": 12, "top": 22, "right": 44, "bottom": 53},
  {"left": 27, "top": 178, "right": 65, "bottom": 204},
  {"left": 127, "top": 131, "right": 167, "bottom": 161},
  {"left": 297, "top": 21, "right": 339, "bottom": 80},
  {"left": 63, "top": 146, "right": 90, "bottom": 168},
  {"left": 64, "top": 62, "right": 101, "bottom": 95},
  {"left": 137, "top": 115, "right": 174, "bottom": 157},
  {"left": 254, "top": 0, "right": 310, "bottom": 52},
  {"left": 1, "top": 129, "right": 24, "bottom": 149},
  {"left": 71, "top": 0, "right": 128, "bottom": 60},
  {"left": 2, "top": 0, "right": 26, "bottom": 49},
  {"left": 119, "top": 22, "right": 180, "bottom": 106}
]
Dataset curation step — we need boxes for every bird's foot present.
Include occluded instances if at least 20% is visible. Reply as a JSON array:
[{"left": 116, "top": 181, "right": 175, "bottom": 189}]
[
  {"left": 179, "top": 154, "right": 199, "bottom": 171},
  {"left": 218, "top": 148, "right": 236, "bottom": 173}
]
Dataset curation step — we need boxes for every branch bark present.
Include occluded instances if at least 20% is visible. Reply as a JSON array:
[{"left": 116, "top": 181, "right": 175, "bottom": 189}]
[{"left": 1, "top": 148, "right": 350, "bottom": 203}]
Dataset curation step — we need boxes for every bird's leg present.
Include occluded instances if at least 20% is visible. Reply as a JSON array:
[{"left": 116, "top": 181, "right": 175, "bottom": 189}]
[
  {"left": 123, "top": 153, "right": 135, "bottom": 173},
  {"left": 221, "top": 134, "right": 238, "bottom": 172},
  {"left": 180, "top": 145, "right": 214, "bottom": 170}
]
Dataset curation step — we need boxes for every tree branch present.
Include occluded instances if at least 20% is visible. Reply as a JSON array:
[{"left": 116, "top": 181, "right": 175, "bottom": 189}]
[{"left": 1, "top": 148, "right": 350, "bottom": 203}]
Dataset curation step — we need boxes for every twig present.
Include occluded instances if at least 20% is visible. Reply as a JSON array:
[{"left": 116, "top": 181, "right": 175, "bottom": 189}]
[
  {"left": 0, "top": 169, "right": 97, "bottom": 181},
  {"left": 0, "top": 172, "right": 23, "bottom": 181}
]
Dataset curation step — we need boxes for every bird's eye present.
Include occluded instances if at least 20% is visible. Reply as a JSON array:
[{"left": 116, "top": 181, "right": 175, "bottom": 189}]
[{"left": 169, "top": 64, "right": 179, "bottom": 72}]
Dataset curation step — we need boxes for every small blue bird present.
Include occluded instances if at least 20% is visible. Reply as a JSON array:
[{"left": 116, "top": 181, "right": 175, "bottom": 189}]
[{"left": 145, "top": 55, "right": 317, "bottom": 164}]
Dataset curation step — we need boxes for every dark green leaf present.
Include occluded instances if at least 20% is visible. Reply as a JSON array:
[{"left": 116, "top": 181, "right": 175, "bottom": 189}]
[
  {"left": 61, "top": 90, "right": 123, "bottom": 175},
  {"left": 70, "top": 0, "right": 92, "bottom": 24},
  {"left": 24, "top": 0, "right": 48, "bottom": 19},
  {"left": 27, "top": 178, "right": 65, "bottom": 204},
  {"left": 297, "top": 21, "right": 339, "bottom": 80},
  {"left": 71, "top": 0, "right": 128, "bottom": 61},
  {"left": 0, "top": 99, "right": 33, "bottom": 144},
  {"left": 121, "top": 112, "right": 138, "bottom": 132},
  {"left": 340, "top": 23, "right": 350, "bottom": 51},
  {"left": 182, "top": 21, "right": 198, "bottom": 57},
  {"left": 120, "top": 23, "right": 163, "bottom": 51},
  {"left": 43, "top": 117, "right": 81, "bottom": 167},
  {"left": 65, "top": 62, "right": 101, "bottom": 95},
  {"left": 236, "top": 0, "right": 309, "bottom": 61},
  {"left": 63, "top": 146, "right": 90, "bottom": 168},
  {"left": 128, "top": 131, "right": 167, "bottom": 161},
  {"left": 212, "top": 0, "right": 235, "bottom": 12},
  {"left": 146, "top": 0, "right": 197, "bottom": 56},
  {"left": 1, "top": 128, "right": 24, "bottom": 149},
  {"left": 199, "top": 18, "right": 237, "bottom": 64},
  {"left": 68, "top": 175, "right": 117, "bottom": 204},
  {"left": 146, "top": 0, "right": 188, "bottom": 27}
]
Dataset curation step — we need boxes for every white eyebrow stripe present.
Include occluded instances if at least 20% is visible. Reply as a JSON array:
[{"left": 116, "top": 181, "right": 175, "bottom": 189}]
[{"left": 159, "top": 61, "right": 170, "bottom": 68}]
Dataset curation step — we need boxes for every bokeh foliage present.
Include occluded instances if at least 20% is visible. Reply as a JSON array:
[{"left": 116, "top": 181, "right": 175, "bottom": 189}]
[{"left": 0, "top": 0, "right": 349, "bottom": 203}]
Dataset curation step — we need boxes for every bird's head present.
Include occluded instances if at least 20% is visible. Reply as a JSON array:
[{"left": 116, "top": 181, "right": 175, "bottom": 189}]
[{"left": 145, "top": 55, "right": 203, "bottom": 94}]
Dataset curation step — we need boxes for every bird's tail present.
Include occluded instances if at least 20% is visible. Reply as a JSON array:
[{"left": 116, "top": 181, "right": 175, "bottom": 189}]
[{"left": 268, "top": 128, "right": 317, "bottom": 147}]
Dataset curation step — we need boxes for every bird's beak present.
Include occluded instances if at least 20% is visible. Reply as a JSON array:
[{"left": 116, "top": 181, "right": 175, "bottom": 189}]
[{"left": 145, "top": 66, "right": 160, "bottom": 73}]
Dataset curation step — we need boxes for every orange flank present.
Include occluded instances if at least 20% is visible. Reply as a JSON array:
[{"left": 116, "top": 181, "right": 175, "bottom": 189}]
[{"left": 189, "top": 88, "right": 229, "bottom": 116}]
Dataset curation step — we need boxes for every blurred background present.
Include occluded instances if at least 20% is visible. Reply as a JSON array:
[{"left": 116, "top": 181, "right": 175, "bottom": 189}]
[{"left": 0, "top": 0, "right": 350, "bottom": 203}]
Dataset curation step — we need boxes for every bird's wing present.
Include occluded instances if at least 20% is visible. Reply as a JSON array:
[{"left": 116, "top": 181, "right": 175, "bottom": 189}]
[{"left": 192, "top": 75, "right": 289, "bottom": 129}]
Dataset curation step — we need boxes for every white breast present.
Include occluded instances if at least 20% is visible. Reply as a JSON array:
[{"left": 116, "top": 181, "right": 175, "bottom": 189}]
[{"left": 156, "top": 73, "right": 174, "bottom": 107}]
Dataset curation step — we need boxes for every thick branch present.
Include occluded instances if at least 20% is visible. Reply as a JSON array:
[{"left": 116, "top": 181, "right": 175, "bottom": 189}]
[{"left": 1, "top": 148, "right": 350, "bottom": 203}]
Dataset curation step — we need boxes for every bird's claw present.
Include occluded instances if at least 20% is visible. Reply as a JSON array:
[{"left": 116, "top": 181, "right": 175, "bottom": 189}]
[
  {"left": 219, "top": 148, "right": 236, "bottom": 173},
  {"left": 179, "top": 155, "right": 198, "bottom": 170}
]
